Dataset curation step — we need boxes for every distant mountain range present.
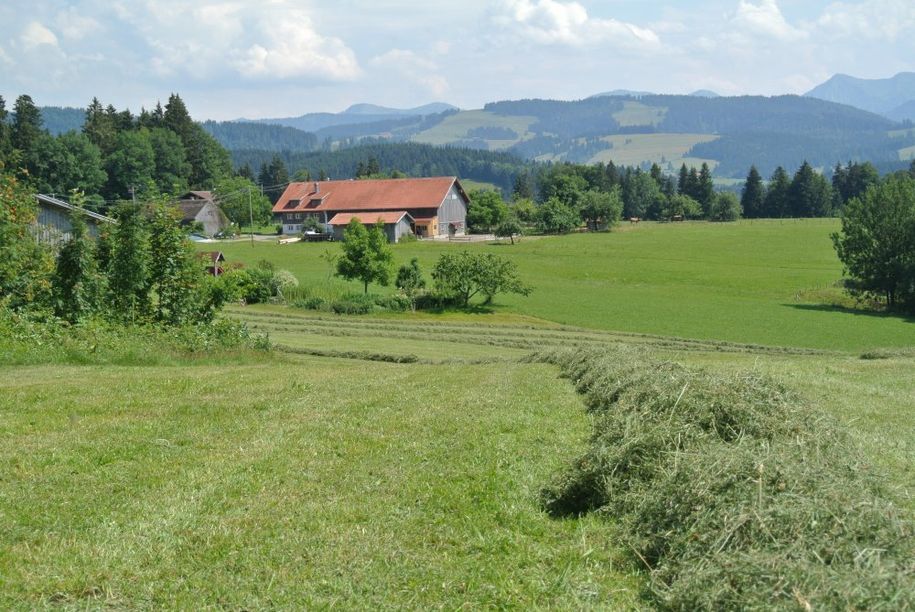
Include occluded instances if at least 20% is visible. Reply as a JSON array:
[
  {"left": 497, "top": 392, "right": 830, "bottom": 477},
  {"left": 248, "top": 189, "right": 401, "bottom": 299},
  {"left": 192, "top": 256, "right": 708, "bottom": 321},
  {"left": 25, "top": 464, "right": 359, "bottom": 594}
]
[
  {"left": 805, "top": 72, "right": 915, "bottom": 122},
  {"left": 589, "top": 89, "right": 720, "bottom": 99},
  {"left": 240, "top": 102, "right": 459, "bottom": 133},
  {"left": 30, "top": 77, "right": 915, "bottom": 180}
]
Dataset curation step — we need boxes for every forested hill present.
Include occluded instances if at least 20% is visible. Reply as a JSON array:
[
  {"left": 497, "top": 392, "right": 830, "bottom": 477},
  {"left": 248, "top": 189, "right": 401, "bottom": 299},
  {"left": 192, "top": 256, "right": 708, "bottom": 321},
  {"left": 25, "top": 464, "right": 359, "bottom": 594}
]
[
  {"left": 38, "top": 106, "right": 85, "bottom": 135},
  {"left": 200, "top": 121, "right": 318, "bottom": 152},
  {"left": 220, "top": 94, "right": 914, "bottom": 179},
  {"left": 230, "top": 142, "right": 529, "bottom": 193}
]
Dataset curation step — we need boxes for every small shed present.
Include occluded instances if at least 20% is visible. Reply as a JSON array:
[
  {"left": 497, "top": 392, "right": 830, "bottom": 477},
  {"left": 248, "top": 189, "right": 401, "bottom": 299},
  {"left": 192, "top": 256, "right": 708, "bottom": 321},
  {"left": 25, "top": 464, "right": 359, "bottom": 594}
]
[
  {"left": 34, "top": 194, "right": 115, "bottom": 244},
  {"left": 327, "top": 211, "right": 414, "bottom": 243},
  {"left": 175, "top": 191, "right": 230, "bottom": 236},
  {"left": 197, "top": 251, "right": 226, "bottom": 276}
]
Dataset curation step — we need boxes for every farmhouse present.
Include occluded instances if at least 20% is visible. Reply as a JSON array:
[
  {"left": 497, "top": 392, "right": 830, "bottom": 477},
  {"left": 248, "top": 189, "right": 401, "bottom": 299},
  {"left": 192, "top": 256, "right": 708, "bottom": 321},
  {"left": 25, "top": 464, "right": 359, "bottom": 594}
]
[
  {"left": 34, "top": 194, "right": 115, "bottom": 244},
  {"left": 175, "top": 191, "right": 230, "bottom": 236},
  {"left": 273, "top": 176, "right": 468, "bottom": 242}
]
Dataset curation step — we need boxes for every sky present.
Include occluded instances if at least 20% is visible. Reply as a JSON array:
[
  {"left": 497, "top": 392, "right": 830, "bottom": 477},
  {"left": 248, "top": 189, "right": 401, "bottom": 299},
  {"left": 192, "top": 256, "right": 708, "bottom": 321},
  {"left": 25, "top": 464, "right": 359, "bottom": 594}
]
[{"left": 1, "top": 0, "right": 914, "bottom": 120}]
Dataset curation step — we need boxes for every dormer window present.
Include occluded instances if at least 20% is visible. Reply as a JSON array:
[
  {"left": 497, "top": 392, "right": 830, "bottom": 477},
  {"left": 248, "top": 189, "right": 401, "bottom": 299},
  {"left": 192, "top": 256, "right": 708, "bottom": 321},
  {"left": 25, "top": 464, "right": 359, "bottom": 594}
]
[{"left": 284, "top": 199, "right": 301, "bottom": 209}]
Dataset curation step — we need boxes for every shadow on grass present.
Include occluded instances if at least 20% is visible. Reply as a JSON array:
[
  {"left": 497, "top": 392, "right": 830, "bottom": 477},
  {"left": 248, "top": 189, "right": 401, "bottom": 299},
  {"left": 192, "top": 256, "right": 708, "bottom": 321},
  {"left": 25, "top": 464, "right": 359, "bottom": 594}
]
[
  {"left": 786, "top": 302, "right": 915, "bottom": 323},
  {"left": 418, "top": 304, "right": 497, "bottom": 315}
]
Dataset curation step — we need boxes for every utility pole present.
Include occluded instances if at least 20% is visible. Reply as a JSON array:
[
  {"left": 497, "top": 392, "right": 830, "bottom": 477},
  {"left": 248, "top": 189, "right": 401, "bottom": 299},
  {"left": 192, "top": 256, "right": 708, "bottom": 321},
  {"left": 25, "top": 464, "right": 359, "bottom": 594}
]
[
  {"left": 129, "top": 185, "right": 136, "bottom": 206},
  {"left": 248, "top": 187, "right": 254, "bottom": 247}
]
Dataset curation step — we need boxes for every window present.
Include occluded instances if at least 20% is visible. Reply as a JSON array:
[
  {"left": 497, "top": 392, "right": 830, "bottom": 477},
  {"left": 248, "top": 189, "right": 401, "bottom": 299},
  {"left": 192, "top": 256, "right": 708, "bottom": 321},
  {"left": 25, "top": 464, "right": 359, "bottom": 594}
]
[{"left": 284, "top": 199, "right": 301, "bottom": 209}]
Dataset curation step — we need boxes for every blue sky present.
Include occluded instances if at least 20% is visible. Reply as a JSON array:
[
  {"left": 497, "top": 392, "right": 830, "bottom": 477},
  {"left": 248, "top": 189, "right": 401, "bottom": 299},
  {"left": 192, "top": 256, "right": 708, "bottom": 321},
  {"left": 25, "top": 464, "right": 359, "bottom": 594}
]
[{"left": 1, "top": 0, "right": 913, "bottom": 120}]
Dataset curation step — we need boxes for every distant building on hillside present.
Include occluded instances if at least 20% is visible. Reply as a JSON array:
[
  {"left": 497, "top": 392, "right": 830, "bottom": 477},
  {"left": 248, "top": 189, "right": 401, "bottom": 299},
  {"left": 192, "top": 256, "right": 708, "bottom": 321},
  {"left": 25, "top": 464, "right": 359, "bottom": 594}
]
[
  {"left": 175, "top": 191, "right": 230, "bottom": 236},
  {"left": 272, "top": 176, "right": 468, "bottom": 242},
  {"left": 34, "top": 194, "right": 115, "bottom": 244}
]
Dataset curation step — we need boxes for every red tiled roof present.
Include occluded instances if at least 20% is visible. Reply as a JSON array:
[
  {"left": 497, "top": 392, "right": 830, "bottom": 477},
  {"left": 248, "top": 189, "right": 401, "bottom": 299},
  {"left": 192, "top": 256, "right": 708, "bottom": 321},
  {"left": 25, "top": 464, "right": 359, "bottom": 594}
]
[
  {"left": 327, "top": 211, "right": 411, "bottom": 226},
  {"left": 272, "top": 177, "right": 466, "bottom": 214}
]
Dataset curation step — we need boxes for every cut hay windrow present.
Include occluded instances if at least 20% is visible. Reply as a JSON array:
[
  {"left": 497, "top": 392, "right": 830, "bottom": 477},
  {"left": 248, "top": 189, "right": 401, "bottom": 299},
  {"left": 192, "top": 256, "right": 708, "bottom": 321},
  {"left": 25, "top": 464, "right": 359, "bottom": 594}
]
[{"left": 534, "top": 347, "right": 914, "bottom": 610}]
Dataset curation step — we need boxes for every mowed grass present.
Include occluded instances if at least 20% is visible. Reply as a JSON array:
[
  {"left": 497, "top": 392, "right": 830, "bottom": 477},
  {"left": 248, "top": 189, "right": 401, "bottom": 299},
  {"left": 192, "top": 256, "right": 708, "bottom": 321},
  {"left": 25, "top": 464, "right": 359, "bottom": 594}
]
[
  {"left": 210, "top": 219, "right": 915, "bottom": 351},
  {"left": 0, "top": 357, "right": 640, "bottom": 608}
]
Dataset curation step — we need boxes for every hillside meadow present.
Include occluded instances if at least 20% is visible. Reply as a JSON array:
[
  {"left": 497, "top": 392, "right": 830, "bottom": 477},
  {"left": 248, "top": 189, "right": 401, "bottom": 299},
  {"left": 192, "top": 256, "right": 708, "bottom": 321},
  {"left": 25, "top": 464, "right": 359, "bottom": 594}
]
[
  {"left": 209, "top": 219, "right": 915, "bottom": 351},
  {"left": 2, "top": 306, "right": 912, "bottom": 607}
]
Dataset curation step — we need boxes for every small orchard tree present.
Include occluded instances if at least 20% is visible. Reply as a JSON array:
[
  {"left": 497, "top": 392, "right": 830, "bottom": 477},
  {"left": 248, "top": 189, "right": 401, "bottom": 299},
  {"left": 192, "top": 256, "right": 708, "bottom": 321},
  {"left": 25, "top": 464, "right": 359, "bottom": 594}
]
[
  {"left": 467, "top": 189, "right": 508, "bottom": 233},
  {"left": 395, "top": 257, "right": 425, "bottom": 312},
  {"left": 579, "top": 188, "right": 623, "bottom": 230},
  {"left": 536, "top": 197, "right": 579, "bottom": 234},
  {"left": 495, "top": 216, "right": 523, "bottom": 244},
  {"left": 832, "top": 175, "right": 915, "bottom": 311},
  {"left": 432, "top": 251, "right": 530, "bottom": 307},
  {"left": 336, "top": 218, "right": 394, "bottom": 293},
  {"left": 708, "top": 192, "right": 742, "bottom": 222},
  {"left": 662, "top": 193, "right": 703, "bottom": 220}
]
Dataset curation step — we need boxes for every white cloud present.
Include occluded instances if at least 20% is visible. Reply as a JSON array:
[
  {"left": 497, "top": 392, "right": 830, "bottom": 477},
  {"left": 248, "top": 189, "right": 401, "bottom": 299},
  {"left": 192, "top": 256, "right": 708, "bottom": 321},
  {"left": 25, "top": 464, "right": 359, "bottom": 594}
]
[
  {"left": 732, "top": 0, "right": 807, "bottom": 41},
  {"left": 495, "top": 0, "right": 660, "bottom": 49},
  {"left": 815, "top": 0, "right": 915, "bottom": 41},
  {"left": 55, "top": 7, "right": 102, "bottom": 41},
  {"left": 370, "top": 49, "right": 449, "bottom": 97},
  {"left": 0, "top": 44, "right": 12, "bottom": 66},
  {"left": 233, "top": 11, "right": 360, "bottom": 80},
  {"left": 21, "top": 21, "right": 59, "bottom": 49}
]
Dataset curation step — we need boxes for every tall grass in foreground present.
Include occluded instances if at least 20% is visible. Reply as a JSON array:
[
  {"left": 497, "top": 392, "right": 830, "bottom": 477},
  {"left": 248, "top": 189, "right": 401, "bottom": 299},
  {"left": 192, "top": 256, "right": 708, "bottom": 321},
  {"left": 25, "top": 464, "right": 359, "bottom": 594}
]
[
  {"left": 0, "top": 309, "right": 270, "bottom": 366},
  {"left": 534, "top": 347, "right": 914, "bottom": 610}
]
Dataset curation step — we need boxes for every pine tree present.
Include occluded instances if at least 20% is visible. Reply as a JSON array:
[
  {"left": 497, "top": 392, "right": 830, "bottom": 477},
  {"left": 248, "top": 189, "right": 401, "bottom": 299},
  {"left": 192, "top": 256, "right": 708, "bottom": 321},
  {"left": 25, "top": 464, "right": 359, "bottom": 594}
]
[
  {"left": 764, "top": 166, "right": 790, "bottom": 218},
  {"left": 697, "top": 163, "right": 716, "bottom": 216},
  {"left": 740, "top": 166, "right": 765, "bottom": 218},
  {"left": 0, "top": 96, "right": 10, "bottom": 163},
  {"left": 11, "top": 95, "right": 44, "bottom": 152},
  {"left": 788, "top": 161, "right": 833, "bottom": 217},
  {"left": 512, "top": 171, "right": 534, "bottom": 200},
  {"left": 677, "top": 164, "right": 689, "bottom": 194}
]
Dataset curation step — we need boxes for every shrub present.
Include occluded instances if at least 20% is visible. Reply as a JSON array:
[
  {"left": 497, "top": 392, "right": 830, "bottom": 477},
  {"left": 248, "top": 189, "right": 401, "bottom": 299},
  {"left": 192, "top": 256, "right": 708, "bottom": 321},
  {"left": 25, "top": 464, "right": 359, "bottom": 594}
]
[
  {"left": 535, "top": 347, "right": 914, "bottom": 610},
  {"left": 374, "top": 293, "right": 411, "bottom": 312},
  {"left": 293, "top": 296, "right": 327, "bottom": 311},
  {"left": 331, "top": 292, "right": 376, "bottom": 314}
]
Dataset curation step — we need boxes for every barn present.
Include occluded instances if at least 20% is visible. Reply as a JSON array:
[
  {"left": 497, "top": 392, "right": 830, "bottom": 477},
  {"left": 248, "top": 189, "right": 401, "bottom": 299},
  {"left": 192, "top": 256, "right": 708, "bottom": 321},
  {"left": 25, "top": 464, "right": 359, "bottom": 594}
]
[
  {"left": 273, "top": 176, "right": 468, "bottom": 242},
  {"left": 34, "top": 194, "right": 115, "bottom": 244},
  {"left": 175, "top": 191, "right": 230, "bottom": 236},
  {"left": 327, "top": 211, "right": 414, "bottom": 243}
]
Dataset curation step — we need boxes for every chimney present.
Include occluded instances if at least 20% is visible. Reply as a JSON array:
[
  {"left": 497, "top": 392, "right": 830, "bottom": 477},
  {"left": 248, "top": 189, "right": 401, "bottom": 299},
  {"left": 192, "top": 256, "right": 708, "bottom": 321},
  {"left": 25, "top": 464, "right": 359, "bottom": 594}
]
[{"left": 314, "top": 181, "right": 320, "bottom": 194}]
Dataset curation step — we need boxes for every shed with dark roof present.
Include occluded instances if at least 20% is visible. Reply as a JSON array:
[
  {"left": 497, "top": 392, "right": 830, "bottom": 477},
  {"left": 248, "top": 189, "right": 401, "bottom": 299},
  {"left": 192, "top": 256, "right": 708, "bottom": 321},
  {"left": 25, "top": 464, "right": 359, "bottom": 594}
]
[{"left": 174, "top": 191, "right": 230, "bottom": 236}]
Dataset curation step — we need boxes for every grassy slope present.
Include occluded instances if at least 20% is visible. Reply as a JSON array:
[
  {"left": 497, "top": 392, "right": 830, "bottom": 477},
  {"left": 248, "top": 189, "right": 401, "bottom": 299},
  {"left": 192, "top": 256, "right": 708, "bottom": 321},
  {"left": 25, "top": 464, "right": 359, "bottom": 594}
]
[
  {"left": 210, "top": 220, "right": 915, "bottom": 350},
  {"left": 0, "top": 357, "right": 639, "bottom": 608},
  {"left": 410, "top": 110, "right": 536, "bottom": 149},
  {"left": 2, "top": 312, "right": 911, "bottom": 607},
  {"left": 588, "top": 133, "right": 719, "bottom": 168}
]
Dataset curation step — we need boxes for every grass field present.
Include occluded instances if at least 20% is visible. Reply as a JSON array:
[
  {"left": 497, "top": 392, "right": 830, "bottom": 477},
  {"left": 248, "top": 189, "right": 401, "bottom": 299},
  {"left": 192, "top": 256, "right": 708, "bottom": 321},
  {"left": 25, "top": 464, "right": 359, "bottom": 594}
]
[
  {"left": 209, "top": 219, "right": 915, "bottom": 351},
  {"left": 410, "top": 110, "right": 536, "bottom": 150},
  {"left": 611, "top": 101, "right": 667, "bottom": 127},
  {"left": 1, "top": 353, "right": 644, "bottom": 608},
  {"left": 2, "top": 304, "right": 912, "bottom": 607},
  {"left": 4, "top": 218, "right": 911, "bottom": 607},
  {"left": 588, "top": 133, "right": 719, "bottom": 168}
]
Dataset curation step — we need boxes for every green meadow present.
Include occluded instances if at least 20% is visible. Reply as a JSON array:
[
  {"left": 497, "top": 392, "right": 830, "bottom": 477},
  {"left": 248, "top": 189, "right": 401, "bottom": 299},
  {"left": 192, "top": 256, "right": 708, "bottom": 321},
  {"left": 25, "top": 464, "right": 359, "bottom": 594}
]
[
  {"left": 209, "top": 219, "right": 915, "bottom": 351},
  {"left": 3, "top": 218, "right": 913, "bottom": 608}
]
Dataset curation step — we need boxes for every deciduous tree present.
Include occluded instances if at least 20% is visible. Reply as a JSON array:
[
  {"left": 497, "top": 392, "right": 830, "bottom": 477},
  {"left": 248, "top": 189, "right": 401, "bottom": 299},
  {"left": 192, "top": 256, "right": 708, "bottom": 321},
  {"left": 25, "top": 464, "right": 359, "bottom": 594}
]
[
  {"left": 336, "top": 219, "right": 394, "bottom": 294},
  {"left": 832, "top": 175, "right": 915, "bottom": 311}
]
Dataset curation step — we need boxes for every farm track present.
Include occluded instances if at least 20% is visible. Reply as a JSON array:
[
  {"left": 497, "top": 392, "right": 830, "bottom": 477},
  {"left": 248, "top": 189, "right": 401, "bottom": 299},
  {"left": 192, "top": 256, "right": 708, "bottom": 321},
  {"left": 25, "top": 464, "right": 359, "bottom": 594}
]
[{"left": 227, "top": 307, "right": 839, "bottom": 358}]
